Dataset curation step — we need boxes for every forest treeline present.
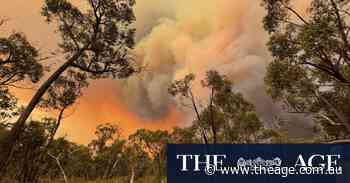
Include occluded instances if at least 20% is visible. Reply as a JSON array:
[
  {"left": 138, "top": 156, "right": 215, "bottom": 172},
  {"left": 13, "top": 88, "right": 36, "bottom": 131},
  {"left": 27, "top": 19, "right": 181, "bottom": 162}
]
[{"left": 1, "top": 0, "right": 350, "bottom": 182}]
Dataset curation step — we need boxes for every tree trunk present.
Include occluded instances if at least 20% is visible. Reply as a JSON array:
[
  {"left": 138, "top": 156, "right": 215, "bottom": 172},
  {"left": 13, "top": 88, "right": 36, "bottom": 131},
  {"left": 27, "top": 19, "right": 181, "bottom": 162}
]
[
  {"left": 106, "top": 158, "right": 119, "bottom": 179},
  {"left": 158, "top": 155, "right": 162, "bottom": 183},
  {"left": 48, "top": 153, "right": 69, "bottom": 183},
  {"left": 209, "top": 88, "right": 217, "bottom": 144},
  {"left": 129, "top": 166, "right": 135, "bottom": 183},
  {"left": 104, "top": 158, "right": 119, "bottom": 179},
  {"left": 189, "top": 91, "right": 209, "bottom": 144},
  {"left": 0, "top": 50, "right": 84, "bottom": 177}
]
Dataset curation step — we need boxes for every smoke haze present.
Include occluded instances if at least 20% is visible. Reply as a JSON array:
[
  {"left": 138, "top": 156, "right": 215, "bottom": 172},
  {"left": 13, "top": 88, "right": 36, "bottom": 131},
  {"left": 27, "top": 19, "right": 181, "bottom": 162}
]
[{"left": 0, "top": 0, "right": 313, "bottom": 144}]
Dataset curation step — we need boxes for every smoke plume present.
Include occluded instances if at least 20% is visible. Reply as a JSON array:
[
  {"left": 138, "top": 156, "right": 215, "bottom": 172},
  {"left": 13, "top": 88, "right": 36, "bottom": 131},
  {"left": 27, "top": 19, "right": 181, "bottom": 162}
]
[{"left": 1, "top": 0, "right": 313, "bottom": 143}]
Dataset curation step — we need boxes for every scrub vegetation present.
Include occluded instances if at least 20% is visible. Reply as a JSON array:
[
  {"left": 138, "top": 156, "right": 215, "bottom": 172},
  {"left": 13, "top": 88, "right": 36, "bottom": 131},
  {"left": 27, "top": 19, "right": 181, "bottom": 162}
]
[{"left": 1, "top": 0, "right": 350, "bottom": 182}]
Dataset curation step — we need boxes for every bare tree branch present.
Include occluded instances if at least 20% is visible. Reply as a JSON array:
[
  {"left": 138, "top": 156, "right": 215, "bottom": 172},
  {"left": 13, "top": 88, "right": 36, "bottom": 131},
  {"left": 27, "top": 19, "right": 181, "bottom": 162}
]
[{"left": 47, "top": 152, "right": 69, "bottom": 183}]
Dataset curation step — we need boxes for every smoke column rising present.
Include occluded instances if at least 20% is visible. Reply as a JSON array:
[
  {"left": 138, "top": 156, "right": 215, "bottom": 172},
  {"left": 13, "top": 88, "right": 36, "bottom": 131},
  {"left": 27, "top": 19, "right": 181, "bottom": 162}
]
[{"left": 0, "top": 0, "right": 312, "bottom": 143}]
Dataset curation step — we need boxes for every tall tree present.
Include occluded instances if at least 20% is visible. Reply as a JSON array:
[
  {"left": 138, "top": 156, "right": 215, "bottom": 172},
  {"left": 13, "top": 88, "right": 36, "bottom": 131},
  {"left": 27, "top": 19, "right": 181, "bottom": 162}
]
[
  {"left": 262, "top": 0, "right": 350, "bottom": 141},
  {"left": 2, "top": 119, "right": 57, "bottom": 183},
  {"left": 168, "top": 74, "right": 209, "bottom": 144},
  {"left": 89, "top": 123, "right": 120, "bottom": 154},
  {"left": 123, "top": 142, "right": 151, "bottom": 183},
  {"left": 170, "top": 71, "right": 280, "bottom": 143},
  {"left": 0, "top": 0, "right": 137, "bottom": 174},
  {"left": 129, "top": 129, "right": 170, "bottom": 183}
]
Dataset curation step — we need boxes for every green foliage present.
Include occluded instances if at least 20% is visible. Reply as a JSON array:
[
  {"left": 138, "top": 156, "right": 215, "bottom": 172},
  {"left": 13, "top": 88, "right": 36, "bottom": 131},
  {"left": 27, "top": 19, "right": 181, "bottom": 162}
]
[
  {"left": 39, "top": 0, "right": 138, "bottom": 112},
  {"left": 0, "top": 32, "right": 44, "bottom": 123},
  {"left": 170, "top": 70, "right": 281, "bottom": 144},
  {"left": 5, "top": 0, "right": 350, "bottom": 182},
  {"left": 0, "top": 0, "right": 138, "bottom": 176},
  {"left": 129, "top": 129, "right": 170, "bottom": 183},
  {"left": 2, "top": 119, "right": 57, "bottom": 183},
  {"left": 40, "top": 71, "right": 89, "bottom": 110},
  {"left": 129, "top": 129, "right": 170, "bottom": 157},
  {"left": 262, "top": 0, "right": 350, "bottom": 140},
  {"left": 262, "top": 0, "right": 290, "bottom": 33},
  {"left": 89, "top": 123, "right": 120, "bottom": 153},
  {"left": 168, "top": 73, "right": 195, "bottom": 98},
  {"left": 0, "top": 88, "right": 18, "bottom": 123},
  {"left": 0, "top": 33, "right": 44, "bottom": 84},
  {"left": 171, "top": 127, "right": 200, "bottom": 144},
  {"left": 42, "top": 0, "right": 136, "bottom": 79}
]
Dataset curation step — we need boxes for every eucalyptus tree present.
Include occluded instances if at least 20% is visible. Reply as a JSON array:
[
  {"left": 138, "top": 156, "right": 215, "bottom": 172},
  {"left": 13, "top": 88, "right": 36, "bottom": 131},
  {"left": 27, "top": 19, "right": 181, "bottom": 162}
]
[
  {"left": 129, "top": 129, "right": 170, "bottom": 183},
  {"left": 123, "top": 143, "right": 151, "bottom": 183},
  {"left": 0, "top": 31, "right": 44, "bottom": 124},
  {"left": 170, "top": 71, "right": 280, "bottom": 144},
  {"left": 262, "top": 0, "right": 350, "bottom": 141},
  {"left": 168, "top": 74, "right": 210, "bottom": 144},
  {"left": 0, "top": 21, "right": 46, "bottom": 179},
  {"left": 0, "top": 0, "right": 137, "bottom": 175},
  {"left": 88, "top": 123, "right": 121, "bottom": 154},
  {"left": 171, "top": 127, "right": 200, "bottom": 144},
  {"left": 8, "top": 119, "right": 57, "bottom": 183}
]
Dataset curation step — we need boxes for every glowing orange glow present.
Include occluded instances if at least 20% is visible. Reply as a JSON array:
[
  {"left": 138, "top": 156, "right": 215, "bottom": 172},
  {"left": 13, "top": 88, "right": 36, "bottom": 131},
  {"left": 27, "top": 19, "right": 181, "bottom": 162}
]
[
  {"left": 57, "top": 95, "right": 183, "bottom": 144},
  {"left": 1, "top": 0, "right": 312, "bottom": 144},
  {"left": 12, "top": 81, "right": 183, "bottom": 144}
]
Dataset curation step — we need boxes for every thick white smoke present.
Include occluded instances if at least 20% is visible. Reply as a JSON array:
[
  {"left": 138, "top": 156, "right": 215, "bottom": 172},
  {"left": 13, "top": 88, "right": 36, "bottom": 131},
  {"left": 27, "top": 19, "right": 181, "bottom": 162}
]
[
  {"left": 0, "top": 0, "right": 314, "bottom": 143},
  {"left": 115, "top": 0, "right": 314, "bottom": 137},
  {"left": 117, "top": 0, "right": 271, "bottom": 119}
]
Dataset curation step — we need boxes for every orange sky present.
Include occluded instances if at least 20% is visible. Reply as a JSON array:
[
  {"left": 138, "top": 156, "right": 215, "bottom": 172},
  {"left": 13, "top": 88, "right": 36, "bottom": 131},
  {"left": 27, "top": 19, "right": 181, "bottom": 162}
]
[
  {"left": 53, "top": 81, "right": 184, "bottom": 143},
  {"left": 0, "top": 0, "right": 185, "bottom": 144},
  {"left": 0, "top": 0, "right": 311, "bottom": 144}
]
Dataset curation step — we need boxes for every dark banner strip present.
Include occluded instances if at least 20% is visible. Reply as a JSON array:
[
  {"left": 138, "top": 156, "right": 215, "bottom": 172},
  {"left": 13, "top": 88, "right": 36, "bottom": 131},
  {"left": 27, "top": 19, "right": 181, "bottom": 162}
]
[{"left": 167, "top": 144, "right": 350, "bottom": 183}]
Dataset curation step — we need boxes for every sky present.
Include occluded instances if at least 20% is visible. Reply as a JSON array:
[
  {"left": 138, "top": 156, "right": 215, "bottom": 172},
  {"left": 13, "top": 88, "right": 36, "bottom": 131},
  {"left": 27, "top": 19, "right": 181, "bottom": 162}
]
[{"left": 0, "top": 0, "right": 312, "bottom": 144}]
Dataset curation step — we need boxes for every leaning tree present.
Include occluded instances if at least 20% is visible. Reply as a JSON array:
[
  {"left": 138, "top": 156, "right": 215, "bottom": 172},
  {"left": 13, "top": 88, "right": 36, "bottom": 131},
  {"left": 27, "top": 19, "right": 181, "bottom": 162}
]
[{"left": 0, "top": 0, "right": 137, "bottom": 175}]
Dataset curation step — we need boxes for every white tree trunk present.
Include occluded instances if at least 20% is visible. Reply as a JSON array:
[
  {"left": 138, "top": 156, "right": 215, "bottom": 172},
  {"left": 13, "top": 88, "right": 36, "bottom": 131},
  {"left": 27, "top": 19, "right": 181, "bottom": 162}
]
[
  {"left": 48, "top": 152, "right": 69, "bottom": 183},
  {"left": 129, "top": 167, "right": 135, "bottom": 183}
]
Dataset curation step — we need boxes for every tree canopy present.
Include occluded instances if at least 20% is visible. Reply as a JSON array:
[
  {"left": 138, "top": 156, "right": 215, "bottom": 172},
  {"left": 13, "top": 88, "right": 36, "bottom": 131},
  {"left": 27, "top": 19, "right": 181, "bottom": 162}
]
[
  {"left": 262, "top": 0, "right": 350, "bottom": 140},
  {"left": 0, "top": 0, "right": 138, "bottom": 177}
]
